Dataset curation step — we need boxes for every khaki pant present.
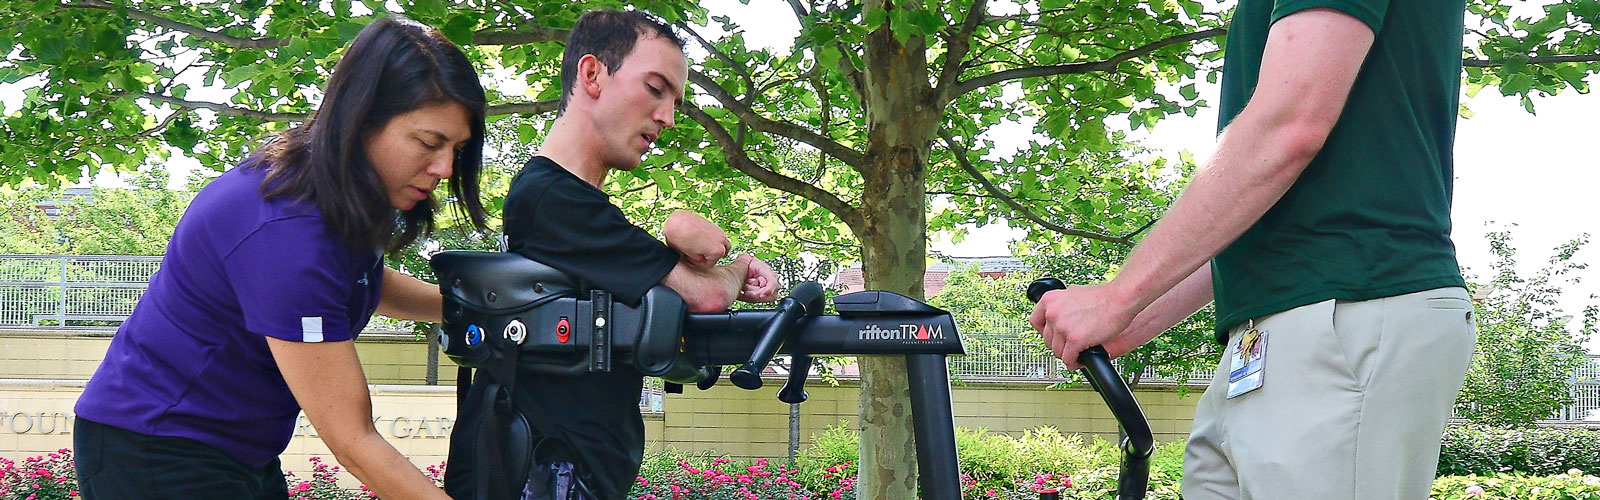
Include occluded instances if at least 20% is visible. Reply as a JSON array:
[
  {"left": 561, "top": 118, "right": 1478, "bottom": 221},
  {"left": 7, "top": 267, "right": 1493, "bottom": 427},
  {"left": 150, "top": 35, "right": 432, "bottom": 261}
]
[{"left": 1183, "top": 287, "right": 1476, "bottom": 500}]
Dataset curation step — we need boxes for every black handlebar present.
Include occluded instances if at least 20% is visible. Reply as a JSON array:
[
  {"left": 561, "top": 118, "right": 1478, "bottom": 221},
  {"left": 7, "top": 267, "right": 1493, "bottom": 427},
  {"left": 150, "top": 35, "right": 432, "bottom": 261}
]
[
  {"left": 730, "top": 282, "right": 825, "bottom": 389},
  {"left": 432, "top": 251, "right": 966, "bottom": 500},
  {"left": 1027, "top": 278, "right": 1153, "bottom": 500}
]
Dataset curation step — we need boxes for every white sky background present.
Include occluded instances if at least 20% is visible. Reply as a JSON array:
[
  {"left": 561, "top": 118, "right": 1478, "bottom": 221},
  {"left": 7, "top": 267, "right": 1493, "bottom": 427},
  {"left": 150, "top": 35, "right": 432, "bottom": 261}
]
[{"left": 2, "top": 0, "right": 1595, "bottom": 348}]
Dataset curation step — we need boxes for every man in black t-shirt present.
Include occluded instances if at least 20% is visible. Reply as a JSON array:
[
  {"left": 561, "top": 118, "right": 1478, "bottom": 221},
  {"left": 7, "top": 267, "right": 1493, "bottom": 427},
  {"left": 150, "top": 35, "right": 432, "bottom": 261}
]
[{"left": 444, "top": 9, "right": 780, "bottom": 500}]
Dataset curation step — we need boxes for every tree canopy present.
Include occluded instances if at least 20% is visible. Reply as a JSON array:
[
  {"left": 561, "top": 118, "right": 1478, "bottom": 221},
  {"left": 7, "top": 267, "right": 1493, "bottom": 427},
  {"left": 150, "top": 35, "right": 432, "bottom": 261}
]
[{"left": 3, "top": 0, "right": 1595, "bottom": 495}]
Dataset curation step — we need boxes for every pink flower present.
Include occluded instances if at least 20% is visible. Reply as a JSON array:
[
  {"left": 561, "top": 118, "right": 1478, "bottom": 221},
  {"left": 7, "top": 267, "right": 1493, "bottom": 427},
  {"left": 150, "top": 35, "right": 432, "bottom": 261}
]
[{"left": 1465, "top": 484, "right": 1485, "bottom": 495}]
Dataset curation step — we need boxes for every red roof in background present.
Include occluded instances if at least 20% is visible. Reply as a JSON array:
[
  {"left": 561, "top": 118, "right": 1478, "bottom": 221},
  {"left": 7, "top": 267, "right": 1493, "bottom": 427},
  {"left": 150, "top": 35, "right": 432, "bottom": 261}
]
[
  {"left": 830, "top": 256, "right": 1026, "bottom": 297},
  {"left": 833, "top": 268, "right": 953, "bottom": 296}
]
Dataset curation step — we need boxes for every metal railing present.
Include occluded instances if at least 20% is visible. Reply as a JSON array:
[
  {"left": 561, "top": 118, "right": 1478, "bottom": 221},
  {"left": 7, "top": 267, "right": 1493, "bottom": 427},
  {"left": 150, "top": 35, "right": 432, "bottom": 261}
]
[{"left": 0, "top": 254, "right": 411, "bottom": 333}]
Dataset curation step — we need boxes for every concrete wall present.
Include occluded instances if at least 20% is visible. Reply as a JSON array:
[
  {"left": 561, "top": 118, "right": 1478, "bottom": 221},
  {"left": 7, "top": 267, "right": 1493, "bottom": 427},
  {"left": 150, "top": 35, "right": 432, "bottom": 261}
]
[
  {"left": 0, "top": 328, "right": 1204, "bottom": 485},
  {"left": 659, "top": 379, "right": 1199, "bottom": 458},
  {"left": 0, "top": 328, "right": 455, "bottom": 386}
]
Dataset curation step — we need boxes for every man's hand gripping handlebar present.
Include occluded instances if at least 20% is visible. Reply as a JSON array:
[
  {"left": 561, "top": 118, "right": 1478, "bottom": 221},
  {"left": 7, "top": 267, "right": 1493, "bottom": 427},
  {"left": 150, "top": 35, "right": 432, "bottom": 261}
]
[{"left": 1028, "top": 278, "right": 1154, "bottom": 500}]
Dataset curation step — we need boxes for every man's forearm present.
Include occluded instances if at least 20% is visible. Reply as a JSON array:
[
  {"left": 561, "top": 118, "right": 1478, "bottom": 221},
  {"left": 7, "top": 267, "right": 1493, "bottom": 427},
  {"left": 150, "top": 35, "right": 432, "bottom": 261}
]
[
  {"left": 664, "top": 254, "right": 751, "bottom": 312},
  {"left": 1108, "top": 113, "right": 1321, "bottom": 316},
  {"left": 1107, "top": 8, "right": 1372, "bottom": 320},
  {"left": 1127, "top": 264, "right": 1213, "bottom": 339}
]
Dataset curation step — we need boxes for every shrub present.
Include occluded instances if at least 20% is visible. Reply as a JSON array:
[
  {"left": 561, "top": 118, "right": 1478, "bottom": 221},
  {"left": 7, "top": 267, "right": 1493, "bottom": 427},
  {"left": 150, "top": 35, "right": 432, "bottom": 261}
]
[
  {"left": 628, "top": 455, "right": 841, "bottom": 500},
  {"left": 1432, "top": 471, "right": 1600, "bottom": 500},
  {"left": 1439, "top": 425, "right": 1600, "bottom": 477},
  {"left": 647, "top": 426, "right": 1185, "bottom": 500}
]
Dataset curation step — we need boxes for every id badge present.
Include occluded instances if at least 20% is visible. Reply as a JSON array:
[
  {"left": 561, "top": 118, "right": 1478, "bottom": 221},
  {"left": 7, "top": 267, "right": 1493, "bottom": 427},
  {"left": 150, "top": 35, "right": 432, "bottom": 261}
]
[{"left": 1226, "top": 320, "right": 1267, "bottom": 399}]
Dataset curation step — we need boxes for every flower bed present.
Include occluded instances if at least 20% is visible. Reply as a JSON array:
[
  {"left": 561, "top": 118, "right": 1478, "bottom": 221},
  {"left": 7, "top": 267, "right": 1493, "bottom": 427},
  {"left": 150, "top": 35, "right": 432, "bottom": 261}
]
[
  {"left": 0, "top": 449, "right": 76, "bottom": 500},
  {"left": 6, "top": 425, "right": 1600, "bottom": 500}
]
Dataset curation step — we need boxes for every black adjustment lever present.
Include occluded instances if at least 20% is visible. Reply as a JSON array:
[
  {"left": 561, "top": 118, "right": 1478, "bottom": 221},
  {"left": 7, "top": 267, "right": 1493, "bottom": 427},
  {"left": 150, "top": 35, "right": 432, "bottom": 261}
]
[
  {"left": 697, "top": 365, "right": 722, "bottom": 390},
  {"left": 730, "top": 282, "right": 825, "bottom": 390},
  {"left": 776, "top": 355, "right": 813, "bottom": 404}
]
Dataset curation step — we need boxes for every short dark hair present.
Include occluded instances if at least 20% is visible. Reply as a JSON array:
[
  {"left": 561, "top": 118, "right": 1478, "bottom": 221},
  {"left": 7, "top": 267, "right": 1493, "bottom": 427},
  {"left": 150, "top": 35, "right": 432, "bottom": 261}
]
[
  {"left": 558, "top": 9, "right": 685, "bottom": 115},
  {"left": 254, "top": 16, "right": 489, "bottom": 254}
]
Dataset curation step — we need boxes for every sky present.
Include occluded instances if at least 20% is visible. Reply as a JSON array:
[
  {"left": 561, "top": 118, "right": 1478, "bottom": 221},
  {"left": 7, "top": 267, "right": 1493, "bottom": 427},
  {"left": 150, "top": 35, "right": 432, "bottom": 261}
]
[{"left": 3, "top": 0, "right": 1596, "bottom": 348}]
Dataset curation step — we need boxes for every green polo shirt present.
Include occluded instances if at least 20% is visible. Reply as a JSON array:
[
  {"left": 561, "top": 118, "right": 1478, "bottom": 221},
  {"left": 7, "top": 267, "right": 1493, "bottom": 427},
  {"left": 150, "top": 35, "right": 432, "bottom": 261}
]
[{"left": 1209, "top": 0, "right": 1469, "bottom": 342}]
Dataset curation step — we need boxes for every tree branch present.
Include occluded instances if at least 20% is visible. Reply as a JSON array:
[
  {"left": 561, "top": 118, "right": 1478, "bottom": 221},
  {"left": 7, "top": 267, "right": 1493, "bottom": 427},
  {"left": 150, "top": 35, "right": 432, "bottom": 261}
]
[
  {"left": 935, "top": 0, "right": 988, "bottom": 106},
  {"left": 141, "top": 93, "right": 557, "bottom": 122},
  {"left": 136, "top": 107, "right": 190, "bottom": 139},
  {"left": 681, "top": 103, "right": 864, "bottom": 232},
  {"left": 64, "top": 0, "right": 568, "bottom": 49},
  {"left": 67, "top": 0, "right": 288, "bottom": 49},
  {"left": 2, "top": 8, "right": 68, "bottom": 34},
  {"left": 1121, "top": 217, "right": 1158, "bottom": 241},
  {"left": 471, "top": 26, "right": 569, "bottom": 45},
  {"left": 142, "top": 93, "right": 305, "bottom": 121},
  {"left": 938, "top": 130, "right": 1132, "bottom": 245},
  {"left": 677, "top": 22, "right": 758, "bottom": 103},
  {"left": 688, "top": 70, "right": 867, "bottom": 167},
  {"left": 794, "top": 232, "right": 858, "bottom": 249},
  {"left": 956, "top": 28, "right": 1226, "bottom": 96},
  {"left": 786, "top": 0, "right": 811, "bottom": 20},
  {"left": 1464, "top": 53, "right": 1600, "bottom": 67},
  {"left": 487, "top": 100, "right": 560, "bottom": 116}
]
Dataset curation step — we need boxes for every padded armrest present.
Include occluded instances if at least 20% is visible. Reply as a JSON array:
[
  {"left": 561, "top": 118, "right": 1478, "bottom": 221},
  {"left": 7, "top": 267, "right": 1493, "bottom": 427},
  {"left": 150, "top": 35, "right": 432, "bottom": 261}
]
[
  {"left": 631, "top": 285, "right": 688, "bottom": 376},
  {"left": 433, "top": 251, "right": 580, "bottom": 312}
]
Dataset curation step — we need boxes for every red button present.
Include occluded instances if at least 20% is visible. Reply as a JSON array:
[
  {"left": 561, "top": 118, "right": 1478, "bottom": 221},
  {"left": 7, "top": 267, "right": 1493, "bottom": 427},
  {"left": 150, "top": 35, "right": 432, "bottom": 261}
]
[{"left": 556, "top": 317, "right": 570, "bottom": 343}]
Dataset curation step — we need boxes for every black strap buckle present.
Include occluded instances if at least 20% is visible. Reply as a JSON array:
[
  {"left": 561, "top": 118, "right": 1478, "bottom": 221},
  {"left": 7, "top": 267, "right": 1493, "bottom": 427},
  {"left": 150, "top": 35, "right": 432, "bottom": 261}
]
[{"left": 587, "top": 289, "right": 611, "bottom": 373}]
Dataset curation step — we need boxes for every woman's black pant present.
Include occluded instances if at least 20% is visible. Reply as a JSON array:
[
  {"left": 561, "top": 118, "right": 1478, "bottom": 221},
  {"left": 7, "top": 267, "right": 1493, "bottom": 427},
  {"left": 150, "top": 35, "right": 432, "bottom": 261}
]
[{"left": 73, "top": 418, "right": 289, "bottom": 500}]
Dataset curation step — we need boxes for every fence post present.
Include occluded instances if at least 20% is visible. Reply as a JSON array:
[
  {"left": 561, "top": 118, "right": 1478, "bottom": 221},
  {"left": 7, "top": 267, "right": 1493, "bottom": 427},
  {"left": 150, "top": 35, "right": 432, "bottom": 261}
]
[{"left": 56, "top": 256, "right": 68, "bottom": 326}]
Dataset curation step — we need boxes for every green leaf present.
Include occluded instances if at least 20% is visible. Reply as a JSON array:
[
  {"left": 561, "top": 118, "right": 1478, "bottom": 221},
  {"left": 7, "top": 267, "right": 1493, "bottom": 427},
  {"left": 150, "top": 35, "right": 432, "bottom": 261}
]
[
  {"left": 1061, "top": 44, "right": 1081, "bottom": 60},
  {"left": 889, "top": 9, "right": 915, "bottom": 46},
  {"left": 817, "top": 46, "right": 842, "bottom": 70},
  {"left": 909, "top": 8, "right": 943, "bottom": 35},
  {"left": 335, "top": 21, "right": 367, "bottom": 43},
  {"left": 1179, "top": 83, "right": 1198, "bottom": 100},
  {"left": 34, "top": 36, "right": 66, "bottom": 64},
  {"left": 442, "top": 14, "right": 477, "bottom": 46},
  {"left": 162, "top": 115, "right": 202, "bottom": 153},
  {"left": 864, "top": 8, "right": 888, "bottom": 31}
]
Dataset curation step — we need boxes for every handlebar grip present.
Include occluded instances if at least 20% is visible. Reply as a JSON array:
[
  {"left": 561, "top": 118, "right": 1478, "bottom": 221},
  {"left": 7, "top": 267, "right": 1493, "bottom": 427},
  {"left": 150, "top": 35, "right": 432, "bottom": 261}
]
[
  {"left": 1026, "top": 277, "right": 1152, "bottom": 500},
  {"left": 777, "top": 355, "right": 813, "bottom": 404},
  {"left": 697, "top": 365, "right": 722, "bottom": 390},
  {"left": 1026, "top": 277, "right": 1067, "bottom": 303},
  {"left": 730, "top": 282, "right": 825, "bottom": 390}
]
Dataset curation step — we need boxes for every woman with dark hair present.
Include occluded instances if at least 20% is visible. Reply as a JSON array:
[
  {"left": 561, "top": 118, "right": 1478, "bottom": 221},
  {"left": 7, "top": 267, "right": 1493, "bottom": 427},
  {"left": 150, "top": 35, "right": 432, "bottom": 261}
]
[{"left": 72, "top": 17, "right": 483, "bottom": 500}]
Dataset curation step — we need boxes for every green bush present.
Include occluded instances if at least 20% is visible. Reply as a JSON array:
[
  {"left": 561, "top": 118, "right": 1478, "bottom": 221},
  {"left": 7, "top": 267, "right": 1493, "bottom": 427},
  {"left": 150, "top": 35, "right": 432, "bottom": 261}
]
[
  {"left": 1439, "top": 425, "right": 1600, "bottom": 477},
  {"left": 1432, "top": 472, "right": 1600, "bottom": 500},
  {"left": 768, "top": 424, "right": 1184, "bottom": 499}
]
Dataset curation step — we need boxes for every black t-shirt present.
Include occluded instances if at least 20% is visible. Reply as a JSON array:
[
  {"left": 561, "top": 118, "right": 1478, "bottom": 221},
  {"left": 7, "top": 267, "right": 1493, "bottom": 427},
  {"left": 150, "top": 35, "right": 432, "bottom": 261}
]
[{"left": 447, "top": 156, "right": 679, "bottom": 500}]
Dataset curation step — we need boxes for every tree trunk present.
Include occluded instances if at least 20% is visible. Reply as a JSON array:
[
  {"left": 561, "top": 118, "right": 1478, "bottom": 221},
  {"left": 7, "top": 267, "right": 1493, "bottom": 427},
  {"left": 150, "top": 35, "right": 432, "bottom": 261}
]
[
  {"left": 426, "top": 324, "right": 441, "bottom": 385},
  {"left": 855, "top": 1, "right": 938, "bottom": 497}
]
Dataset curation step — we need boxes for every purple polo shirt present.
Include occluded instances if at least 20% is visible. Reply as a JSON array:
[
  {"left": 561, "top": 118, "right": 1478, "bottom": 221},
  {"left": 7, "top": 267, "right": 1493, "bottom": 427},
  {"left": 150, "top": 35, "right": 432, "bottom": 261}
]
[{"left": 75, "top": 162, "right": 384, "bottom": 467}]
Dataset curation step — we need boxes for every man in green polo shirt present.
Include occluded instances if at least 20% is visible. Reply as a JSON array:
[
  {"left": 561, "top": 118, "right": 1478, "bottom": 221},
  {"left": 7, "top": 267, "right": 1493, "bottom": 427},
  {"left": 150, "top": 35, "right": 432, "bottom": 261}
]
[{"left": 1030, "top": 1, "right": 1474, "bottom": 497}]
